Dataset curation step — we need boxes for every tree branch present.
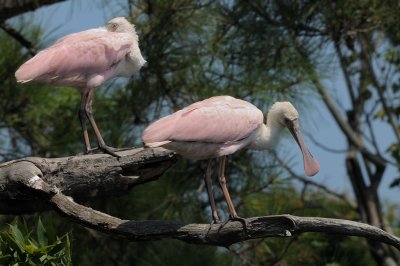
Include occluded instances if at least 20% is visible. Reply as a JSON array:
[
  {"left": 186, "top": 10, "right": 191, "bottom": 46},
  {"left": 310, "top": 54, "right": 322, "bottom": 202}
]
[
  {"left": 312, "top": 73, "right": 389, "bottom": 167},
  {"left": 19, "top": 174, "right": 400, "bottom": 249},
  {"left": 0, "top": 22, "right": 37, "bottom": 55},
  {"left": 359, "top": 36, "right": 400, "bottom": 143},
  {"left": 1, "top": 147, "right": 399, "bottom": 249},
  {"left": 273, "top": 151, "right": 356, "bottom": 210},
  {"left": 0, "top": 0, "right": 65, "bottom": 22},
  {"left": 0, "top": 147, "right": 176, "bottom": 213}
]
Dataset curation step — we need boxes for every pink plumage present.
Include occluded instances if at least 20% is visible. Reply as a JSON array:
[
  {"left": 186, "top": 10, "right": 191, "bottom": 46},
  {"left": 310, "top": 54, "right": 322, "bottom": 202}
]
[
  {"left": 142, "top": 96, "right": 264, "bottom": 159},
  {"left": 142, "top": 96, "right": 319, "bottom": 224},
  {"left": 16, "top": 30, "right": 128, "bottom": 85},
  {"left": 15, "top": 24, "right": 144, "bottom": 88},
  {"left": 15, "top": 17, "right": 146, "bottom": 157}
]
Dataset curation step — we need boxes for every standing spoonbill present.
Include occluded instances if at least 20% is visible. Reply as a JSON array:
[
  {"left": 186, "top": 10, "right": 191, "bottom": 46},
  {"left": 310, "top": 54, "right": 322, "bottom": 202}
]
[
  {"left": 15, "top": 17, "right": 146, "bottom": 157},
  {"left": 142, "top": 96, "right": 319, "bottom": 224}
]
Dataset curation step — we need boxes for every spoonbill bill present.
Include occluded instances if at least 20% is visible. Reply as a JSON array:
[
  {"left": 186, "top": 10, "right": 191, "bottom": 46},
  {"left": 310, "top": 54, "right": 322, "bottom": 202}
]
[
  {"left": 142, "top": 96, "right": 319, "bottom": 224},
  {"left": 15, "top": 17, "right": 146, "bottom": 157}
]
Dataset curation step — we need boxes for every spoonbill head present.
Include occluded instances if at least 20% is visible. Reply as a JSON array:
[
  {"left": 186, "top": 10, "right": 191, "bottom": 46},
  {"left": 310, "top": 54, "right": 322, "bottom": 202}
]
[
  {"left": 250, "top": 101, "right": 320, "bottom": 176},
  {"left": 142, "top": 96, "right": 319, "bottom": 224},
  {"left": 106, "top": 17, "right": 136, "bottom": 33},
  {"left": 15, "top": 17, "right": 146, "bottom": 157}
]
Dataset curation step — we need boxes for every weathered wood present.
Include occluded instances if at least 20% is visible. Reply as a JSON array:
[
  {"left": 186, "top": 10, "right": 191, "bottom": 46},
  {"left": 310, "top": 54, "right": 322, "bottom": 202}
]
[
  {"left": 24, "top": 175, "right": 400, "bottom": 248},
  {"left": 0, "top": 147, "right": 176, "bottom": 213},
  {"left": 1, "top": 148, "right": 399, "bottom": 249}
]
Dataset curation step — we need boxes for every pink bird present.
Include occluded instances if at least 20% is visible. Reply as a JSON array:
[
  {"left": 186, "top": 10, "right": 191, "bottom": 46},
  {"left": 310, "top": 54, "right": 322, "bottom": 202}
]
[
  {"left": 142, "top": 96, "right": 320, "bottom": 224},
  {"left": 15, "top": 17, "right": 146, "bottom": 157}
]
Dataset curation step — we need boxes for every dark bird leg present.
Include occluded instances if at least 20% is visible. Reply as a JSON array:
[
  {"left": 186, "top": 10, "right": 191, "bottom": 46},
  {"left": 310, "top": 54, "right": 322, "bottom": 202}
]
[
  {"left": 79, "top": 91, "right": 91, "bottom": 153},
  {"left": 218, "top": 156, "right": 249, "bottom": 232},
  {"left": 204, "top": 159, "right": 221, "bottom": 224},
  {"left": 85, "top": 88, "right": 120, "bottom": 158}
]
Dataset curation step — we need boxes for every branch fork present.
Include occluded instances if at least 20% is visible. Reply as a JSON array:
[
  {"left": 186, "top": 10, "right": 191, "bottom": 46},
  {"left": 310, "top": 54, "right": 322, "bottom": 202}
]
[{"left": 0, "top": 148, "right": 399, "bottom": 249}]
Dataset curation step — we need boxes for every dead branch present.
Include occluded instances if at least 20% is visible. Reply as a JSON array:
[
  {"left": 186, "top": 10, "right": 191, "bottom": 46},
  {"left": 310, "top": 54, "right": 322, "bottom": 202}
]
[
  {"left": 0, "top": 147, "right": 176, "bottom": 213},
  {"left": 0, "top": 148, "right": 399, "bottom": 249},
  {"left": 18, "top": 174, "right": 400, "bottom": 248}
]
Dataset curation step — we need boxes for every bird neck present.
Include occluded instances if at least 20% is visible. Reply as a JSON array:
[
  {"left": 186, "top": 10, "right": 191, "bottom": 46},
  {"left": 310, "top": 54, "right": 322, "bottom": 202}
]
[
  {"left": 248, "top": 120, "right": 285, "bottom": 150},
  {"left": 131, "top": 28, "right": 139, "bottom": 42}
]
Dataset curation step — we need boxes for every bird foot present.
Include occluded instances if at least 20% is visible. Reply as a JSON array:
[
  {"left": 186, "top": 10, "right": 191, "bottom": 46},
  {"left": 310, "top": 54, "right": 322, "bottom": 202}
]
[
  {"left": 228, "top": 215, "right": 250, "bottom": 237},
  {"left": 85, "top": 145, "right": 121, "bottom": 158},
  {"left": 213, "top": 218, "right": 222, "bottom": 224},
  {"left": 205, "top": 218, "right": 222, "bottom": 239},
  {"left": 98, "top": 145, "right": 121, "bottom": 158}
]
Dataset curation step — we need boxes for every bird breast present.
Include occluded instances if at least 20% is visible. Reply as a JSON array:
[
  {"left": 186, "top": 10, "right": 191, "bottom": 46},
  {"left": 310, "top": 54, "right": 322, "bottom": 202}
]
[{"left": 161, "top": 126, "right": 261, "bottom": 160}]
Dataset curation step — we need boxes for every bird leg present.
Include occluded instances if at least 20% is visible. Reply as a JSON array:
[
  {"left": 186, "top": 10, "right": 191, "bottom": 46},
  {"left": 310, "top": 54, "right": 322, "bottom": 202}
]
[
  {"left": 79, "top": 91, "right": 91, "bottom": 153},
  {"left": 218, "top": 156, "right": 249, "bottom": 232},
  {"left": 85, "top": 88, "right": 120, "bottom": 158},
  {"left": 204, "top": 159, "right": 221, "bottom": 224}
]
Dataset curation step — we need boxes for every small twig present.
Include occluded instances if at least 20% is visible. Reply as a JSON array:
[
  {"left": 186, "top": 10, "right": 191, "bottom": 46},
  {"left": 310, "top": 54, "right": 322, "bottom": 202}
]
[
  {"left": 359, "top": 36, "right": 400, "bottom": 143},
  {"left": 365, "top": 114, "right": 383, "bottom": 156},
  {"left": 0, "top": 22, "right": 37, "bottom": 56},
  {"left": 273, "top": 152, "right": 356, "bottom": 210},
  {"left": 0, "top": 0, "right": 65, "bottom": 22},
  {"left": 304, "top": 131, "right": 347, "bottom": 153}
]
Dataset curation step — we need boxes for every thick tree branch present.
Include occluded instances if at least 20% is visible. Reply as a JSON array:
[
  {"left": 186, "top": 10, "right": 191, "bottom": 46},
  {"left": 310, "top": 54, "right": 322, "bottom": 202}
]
[
  {"left": 0, "top": 0, "right": 65, "bottom": 22},
  {"left": 17, "top": 174, "right": 400, "bottom": 249},
  {"left": 1, "top": 147, "right": 399, "bottom": 249},
  {"left": 0, "top": 147, "right": 176, "bottom": 213}
]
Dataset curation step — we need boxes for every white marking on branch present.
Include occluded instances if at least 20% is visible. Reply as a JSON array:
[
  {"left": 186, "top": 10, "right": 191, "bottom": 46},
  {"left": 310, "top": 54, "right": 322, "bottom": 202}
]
[{"left": 28, "top": 175, "right": 42, "bottom": 190}]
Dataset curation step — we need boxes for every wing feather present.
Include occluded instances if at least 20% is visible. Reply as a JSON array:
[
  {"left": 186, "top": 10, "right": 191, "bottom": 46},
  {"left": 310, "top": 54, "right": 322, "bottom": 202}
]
[
  {"left": 142, "top": 96, "right": 264, "bottom": 146},
  {"left": 15, "top": 29, "right": 133, "bottom": 83}
]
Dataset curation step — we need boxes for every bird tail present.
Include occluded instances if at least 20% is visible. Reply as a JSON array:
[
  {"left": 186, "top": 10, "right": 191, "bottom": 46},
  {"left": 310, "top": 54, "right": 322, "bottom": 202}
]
[{"left": 143, "top": 140, "right": 171, "bottom": 148}]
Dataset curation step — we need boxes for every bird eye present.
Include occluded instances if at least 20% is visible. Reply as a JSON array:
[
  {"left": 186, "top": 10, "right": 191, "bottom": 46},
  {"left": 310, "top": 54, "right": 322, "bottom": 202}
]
[
  {"left": 283, "top": 117, "right": 292, "bottom": 126},
  {"left": 107, "top": 23, "right": 118, "bottom": 32}
]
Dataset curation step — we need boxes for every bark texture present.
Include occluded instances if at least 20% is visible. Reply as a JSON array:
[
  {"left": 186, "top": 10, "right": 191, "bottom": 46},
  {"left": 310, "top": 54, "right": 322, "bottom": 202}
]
[
  {"left": 0, "top": 147, "right": 176, "bottom": 213},
  {"left": 0, "top": 148, "right": 399, "bottom": 250}
]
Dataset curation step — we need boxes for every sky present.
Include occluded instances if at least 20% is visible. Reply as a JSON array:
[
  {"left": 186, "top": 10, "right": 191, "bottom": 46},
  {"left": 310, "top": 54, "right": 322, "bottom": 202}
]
[{"left": 12, "top": 0, "right": 399, "bottom": 204}]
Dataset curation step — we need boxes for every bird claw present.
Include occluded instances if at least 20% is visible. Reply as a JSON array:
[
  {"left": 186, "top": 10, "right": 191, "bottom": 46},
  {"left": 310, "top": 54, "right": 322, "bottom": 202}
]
[
  {"left": 98, "top": 145, "right": 121, "bottom": 158},
  {"left": 229, "top": 215, "right": 250, "bottom": 237},
  {"left": 212, "top": 218, "right": 222, "bottom": 225},
  {"left": 205, "top": 218, "right": 222, "bottom": 239},
  {"left": 85, "top": 145, "right": 121, "bottom": 158}
]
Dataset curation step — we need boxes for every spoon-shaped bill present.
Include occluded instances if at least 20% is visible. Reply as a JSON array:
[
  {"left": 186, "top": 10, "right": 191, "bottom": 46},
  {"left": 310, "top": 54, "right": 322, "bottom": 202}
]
[{"left": 288, "top": 126, "right": 320, "bottom": 176}]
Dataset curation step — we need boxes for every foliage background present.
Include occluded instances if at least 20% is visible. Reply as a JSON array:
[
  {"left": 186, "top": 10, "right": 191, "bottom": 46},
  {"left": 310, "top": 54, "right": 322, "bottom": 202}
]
[{"left": 0, "top": 0, "right": 399, "bottom": 265}]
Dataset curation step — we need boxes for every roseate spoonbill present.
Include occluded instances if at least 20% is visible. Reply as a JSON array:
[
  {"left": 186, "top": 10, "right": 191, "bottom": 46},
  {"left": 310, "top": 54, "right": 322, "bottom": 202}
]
[
  {"left": 15, "top": 17, "right": 146, "bottom": 157},
  {"left": 142, "top": 96, "right": 319, "bottom": 224}
]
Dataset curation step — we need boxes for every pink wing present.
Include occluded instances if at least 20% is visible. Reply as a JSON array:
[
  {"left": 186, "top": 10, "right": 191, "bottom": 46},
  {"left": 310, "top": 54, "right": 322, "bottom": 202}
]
[
  {"left": 15, "top": 28, "right": 133, "bottom": 83},
  {"left": 142, "top": 96, "right": 264, "bottom": 146}
]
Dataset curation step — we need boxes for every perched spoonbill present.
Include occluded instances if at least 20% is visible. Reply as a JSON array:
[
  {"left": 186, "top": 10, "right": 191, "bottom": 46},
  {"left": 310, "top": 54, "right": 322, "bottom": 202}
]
[
  {"left": 142, "top": 96, "right": 319, "bottom": 224},
  {"left": 15, "top": 17, "right": 146, "bottom": 157}
]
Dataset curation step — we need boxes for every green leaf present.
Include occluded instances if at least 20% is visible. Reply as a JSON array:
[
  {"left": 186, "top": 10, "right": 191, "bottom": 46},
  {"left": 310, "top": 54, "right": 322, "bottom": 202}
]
[
  {"left": 0, "top": 254, "right": 12, "bottom": 262},
  {"left": 36, "top": 217, "right": 48, "bottom": 247},
  {"left": 64, "top": 233, "right": 72, "bottom": 266},
  {"left": 24, "top": 244, "right": 38, "bottom": 255},
  {"left": 9, "top": 224, "right": 26, "bottom": 251},
  {"left": 374, "top": 108, "right": 386, "bottom": 119}
]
